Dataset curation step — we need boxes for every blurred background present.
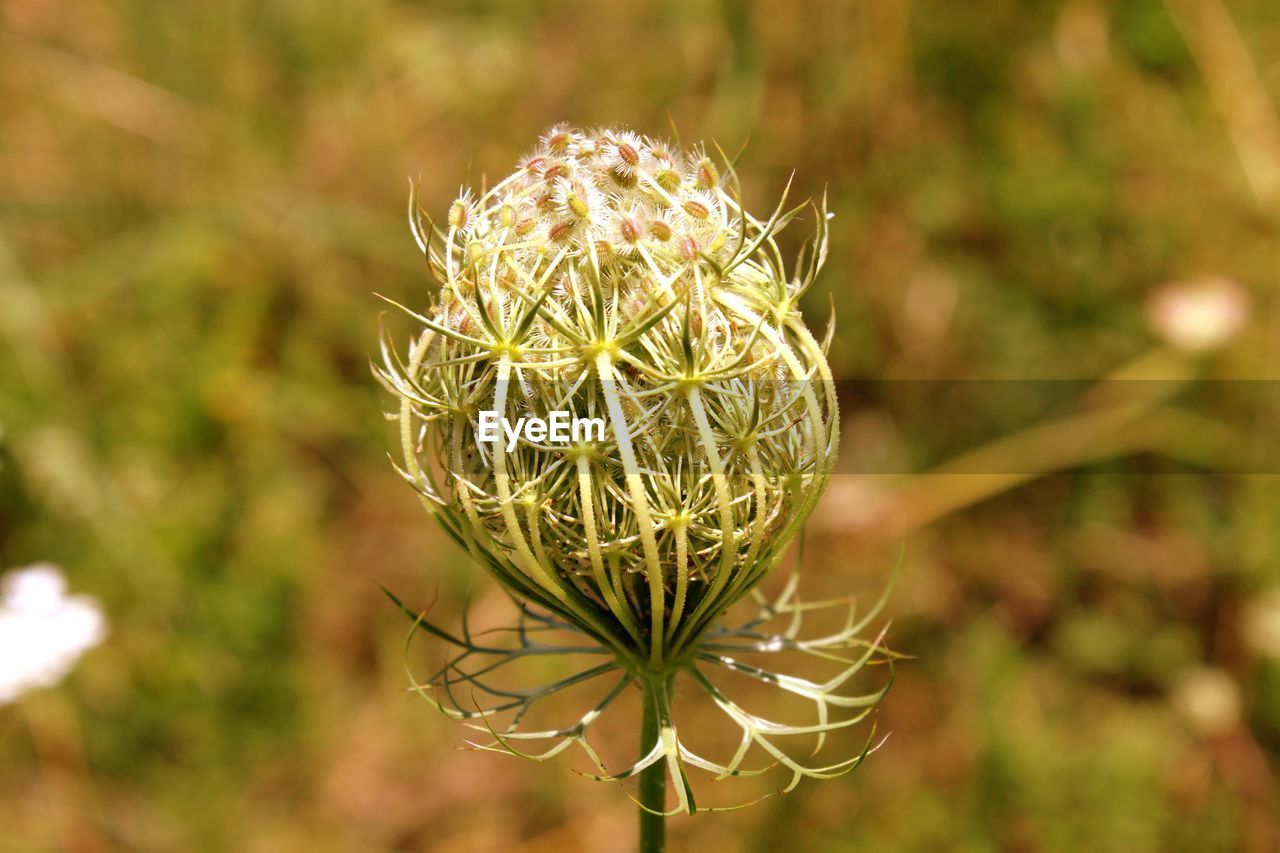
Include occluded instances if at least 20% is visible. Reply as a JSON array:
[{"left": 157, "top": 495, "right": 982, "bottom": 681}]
[{"left": 2, "top": 0, "right": 1279, "bottom": 850}]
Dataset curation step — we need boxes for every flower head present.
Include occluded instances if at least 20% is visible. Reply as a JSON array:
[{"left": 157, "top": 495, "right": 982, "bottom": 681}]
[
  {"left": 378, "top": 127, "right": 880, "bottom": 815},
  {"left": 385, "top": 125, "right": 836, "bottom": 662}
]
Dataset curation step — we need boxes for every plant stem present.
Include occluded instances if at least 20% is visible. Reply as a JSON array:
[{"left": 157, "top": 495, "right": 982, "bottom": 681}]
[{"left": 638, "top": 677, "right": 666, "bottom": 853}]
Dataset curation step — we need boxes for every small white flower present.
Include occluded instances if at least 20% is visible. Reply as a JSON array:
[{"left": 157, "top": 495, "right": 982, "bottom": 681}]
[
  {"left": 675, "top": 188, "right": 722, "bottom": 230},
  {"left": 643, "top": 139, "right": 684, "bottom": 191},
  {"left": 689, "top": 156, "right": 721, "bottom": 190},
  {"left": 607, "top": 203, "right": 648, "bottom": 255},
  {"left": 0, "top": 563, "right": 107, "bottom": 705},
  {"left": 603, "top": 131, "right": 647, "bottom": 182},
  {"left": 1146, "top": 276, "right": 1249, "bottom": 352},
  {"left": 539, "top": 122, "right": 579, "bottom": 156},
  {"left": 551, "top": 174, "right": 606, "bottom": 225},
  {"left": 496, "top": 193, "right": 537, "bottom": 238},
  {"left": 645, "top": 138, "right": 678, "bottom": 167},
  {"left": 643, "top": 208, "right": 673, "bottom": 246},
  {"left": 575, "top": 129, "right": 608, "bottom": 160},
  {"left": 447, "top": 188, "right": 477, "bottom": 235},
  {"left": 519, "top": 148, "right": 559, "bottom": 178}
]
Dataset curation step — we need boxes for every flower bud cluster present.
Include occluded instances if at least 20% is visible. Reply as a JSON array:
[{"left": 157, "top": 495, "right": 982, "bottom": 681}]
[{"left": 382, "top": 125, "right": 837, "bottom": 664}]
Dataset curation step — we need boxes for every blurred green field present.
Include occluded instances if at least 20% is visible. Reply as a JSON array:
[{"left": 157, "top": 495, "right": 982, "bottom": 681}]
[{"left": 3, "top": 0, "right": 1280, "bottom": 850}]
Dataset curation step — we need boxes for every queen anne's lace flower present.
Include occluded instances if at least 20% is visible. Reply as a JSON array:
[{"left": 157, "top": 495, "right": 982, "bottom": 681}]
[
  {"left": 378, "top": 126, "right": 887, "bottom": 817},
  {"left": 383, "top": 125, "right": 836, "bottom": 660},
  {"left": 0, "top": 564, "right": 106, "bottom": 705}
]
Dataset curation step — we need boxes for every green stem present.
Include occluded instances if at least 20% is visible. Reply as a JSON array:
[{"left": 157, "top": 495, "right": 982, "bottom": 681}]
[{"left": 639, "top": 678, "right": 666, "bottom": 853}]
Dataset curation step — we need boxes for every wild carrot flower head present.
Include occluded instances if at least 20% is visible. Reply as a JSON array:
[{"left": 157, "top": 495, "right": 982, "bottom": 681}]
[
  {"left": 381, "top": 125, "right": 837, "bottom": 665},
  {"left": 378, "top": 126, "right": 888, "bottom": 813}
]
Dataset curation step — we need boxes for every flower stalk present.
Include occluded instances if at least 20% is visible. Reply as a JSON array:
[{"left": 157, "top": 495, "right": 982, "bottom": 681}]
[{"left": 639, "top": 673, "right": 671, "bottom": 852}]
